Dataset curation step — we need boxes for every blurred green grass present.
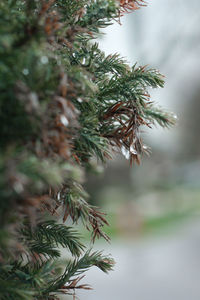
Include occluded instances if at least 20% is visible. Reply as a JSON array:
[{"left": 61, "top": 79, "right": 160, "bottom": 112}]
[{"left": 79, "top": 186, "right": 200, "bottom": 241}]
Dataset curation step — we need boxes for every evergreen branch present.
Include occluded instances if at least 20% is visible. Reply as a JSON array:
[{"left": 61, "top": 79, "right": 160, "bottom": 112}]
[
  {"left": 95, "top": 52, "right": 128, "bottom": 76},
  {"left": 69, "top": 42, "right": 128, "bottom": 79},
  {"left": 0, "top": 0, "right": 175, "bottom": 298},
  {"left": 0, "top": 279, "right": 34, "bottom": 300},
  {"left": 78, "top": 0, "right": 118, "bottom": 33},
  {"left": 144, "top": 105, "right": 177, "bottom": 128},
  {"left": 0, "top": 260, "right": 60, "bottom": 299},
  {"left": 22, "top": 220, "right": 84, "bottom": 257},
  {"left": 75, "top": 131, "right": 110, "bottom": 162},
  {"left": 118, "top": 0, "right": 147, "bottom": 15},
  {"left": 29, "top": 242, "right": 61, "bottom": 260},
  {"left": 62, "top": 184, "right": 110, "bottom": 242},
  {"left": 98, "top": 65, "right": 165, "bottom": 101},
  {"left": 43, "top": 250, "right": 114, "bottom": 295}
]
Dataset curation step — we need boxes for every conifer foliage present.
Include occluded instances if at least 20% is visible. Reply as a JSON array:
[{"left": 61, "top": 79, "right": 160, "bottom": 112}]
[{"left": 0, "top": 0, "right": 175, "bottom": 299}]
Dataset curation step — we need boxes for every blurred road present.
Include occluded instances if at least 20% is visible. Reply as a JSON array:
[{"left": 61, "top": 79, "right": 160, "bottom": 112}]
[{"left": 77, "top": 219, "right": 200, "bottom": 300}]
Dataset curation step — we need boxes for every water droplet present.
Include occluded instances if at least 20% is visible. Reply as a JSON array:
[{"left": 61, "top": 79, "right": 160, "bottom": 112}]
[
  {"left": 121, "top": 145, "right": 130, "bottom": 160},
  {"left": 113, "top": 120, "right": 120, "bottom": 126},
  {"left": 130, "top": 143, "right": 137, "bottom": 155},
  {"left": 60, "top": 115, "right": 69, "bottom": 126},
  {"left": 13, "top": 182, "right": 24, "bottom": 193},
  {"left": 41, "top": 56, "right": 48, "bottom": 64},
  {"left": 173, "top": 114, "right": 178, "bottom": 120},
  {"left": 82, "top": 57, "right": 86, "bottom": 65},
  {"left": 22, "top": 68, "right": 29, "bottom": 75}
]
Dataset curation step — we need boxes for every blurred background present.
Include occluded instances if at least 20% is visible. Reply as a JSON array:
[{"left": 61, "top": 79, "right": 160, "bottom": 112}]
[{"left": 75, "top": 1, "right": 200, "bottom": 299}]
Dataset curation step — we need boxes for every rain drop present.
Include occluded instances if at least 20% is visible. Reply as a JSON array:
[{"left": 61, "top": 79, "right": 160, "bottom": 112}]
[
  {"left": 22, "top": 68, "right": 29, "bottom": 75},
  {"left": 13, "top": 182, "right": 24, "bottom": 193},
  {"left": 130, "top": 143, "right": 137, "bottom": 155},
  {"left": 60, "top": 115, "right": 69, "bottom": 126},
  {"left": 121, "top": 145, "right": 130, "bottom": 160},
  {"left": 82, "top": 57, "right": 86, "bottom": 65},
  {"left": 41, "top": 56, "right": 48, "bottom": 64}
]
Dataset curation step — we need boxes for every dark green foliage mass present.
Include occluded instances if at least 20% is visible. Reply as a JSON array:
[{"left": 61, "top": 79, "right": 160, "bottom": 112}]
[{"left": 0, "top": 0, "right": 175, "bottom": 299}]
